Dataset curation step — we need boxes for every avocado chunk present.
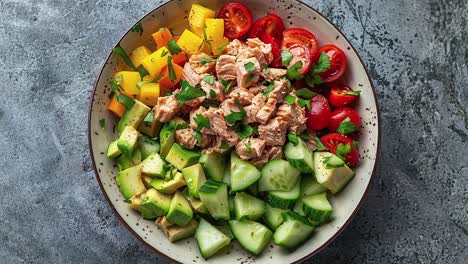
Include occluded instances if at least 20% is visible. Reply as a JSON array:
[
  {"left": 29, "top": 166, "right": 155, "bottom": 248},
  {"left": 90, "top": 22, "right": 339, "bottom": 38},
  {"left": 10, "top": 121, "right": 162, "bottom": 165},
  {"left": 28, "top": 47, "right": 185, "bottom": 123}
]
[
  {"left": 159, "top": 117, "right": 187, "bottom": 158},
  {"left": 155, "top": 216, "right": 173, "bottom": 229},
  {"left": 130, "top": 193, "right": 158, "bottom": 219},
  {"left": 314, "top": 152, "right": 355, "bottom": 194},
  {"left": 140, "top": 188, "right": 172, "bottom": 217},
  {"left": 116, "top": 166, "right": 146, "bottom": 199},
  {"left": 166, "top": 191, "right": 193, "bottom": 226},
  {"left": 150, "top": 171, "right": 186, "bottom": 194},
  {"left": 158, "top": 218, "right": 198, "bottom": 242},
  {"left": 138, "top": 136, "right": 160, "bottom": 160},
  {"left": 117, "top": 126, "right": 140, "bottom": 154},
  {"left": 142, "top": 175, "right": 153, "bottom": 189},
  {"left": 138, "top": 111, "right": 163, "bottom": 138},
  {"left": 183, "top": 189, "right": 209, "bottom": 214},
  {"left": 140, "top": 152, "right": 166, "bottom": 178},
  {"left": 165, "top": 143, "right": 201, "bottom": 170},
  {"left": 106, "top": 140, "right": 122, "bottom": 158},
  {"left": 116, "top": 149, "right": 141, "bottom": 171},
  {"left": 182, "top": 164, "right": 207, "bottom": 198},
  {"left": 199, "top": 152, "right": 226, "bottom": 181},
  {"left": 118, "top": 99, "right": 150, "bottom": 134}
]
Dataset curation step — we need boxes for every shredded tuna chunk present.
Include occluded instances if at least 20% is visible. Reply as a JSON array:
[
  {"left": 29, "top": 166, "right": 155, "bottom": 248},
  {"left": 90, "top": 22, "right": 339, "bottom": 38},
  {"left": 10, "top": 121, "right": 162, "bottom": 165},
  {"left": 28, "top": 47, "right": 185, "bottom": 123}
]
[
  {"left": 200, "top": 80, "right": 224, "bottom": 102},
  {"left": 190, "top": 106, "right": 216, "bottom": 135},
  {"left": 200, "top": 134, "right": 215, "bottom": 148},
  {"left": 220, "top": 97, "right": 240, "bottom": 117},
  {"left": 175, "top": 128, "right": 197, "bottom": 149},
  {"left": 182, "top": 63, "right": 202, "bottom": 86},
  {"left": 236, "top": 137, "right": 266, "bottom": 160},
  {"left": 189, "top": 53, "right": 216, "bottom": 74},
  {"left": 246, "top": 38, "right": 273, "bottom": 64},
  {"left": 256, "top": 96, "right": 277, "bottom": 124},
  {"left": 277, "top": 98, "right": 307, "bottom": 134},
  {"left": 269, "top": 79, "right": 289, "bottom": 101},
  {"left": 244, "top": 93, "right": 266, "bottom": 123},
  {"left": 216, "top": 55, "right": 238, "bottom": 83},
  {"left": 261, "top": 68, "right": 287, "bottom": 81},
  {"left": 228, "top": 88, "right": 255, "bottom": 106},
  {"left": 223, "top": 39, "right": 246, "bottom": 56},
  {"left": 250, "top": 146, "right": 283, "bottom": 168},
  {"left": 258, "top": 117, "right": 288, "bottom": 146},
  {"left": 154, "top": 95, "right": 180, "bottom": 122},
  {"left": 237, "top": 57, "right": 260, "bottom": 88}
]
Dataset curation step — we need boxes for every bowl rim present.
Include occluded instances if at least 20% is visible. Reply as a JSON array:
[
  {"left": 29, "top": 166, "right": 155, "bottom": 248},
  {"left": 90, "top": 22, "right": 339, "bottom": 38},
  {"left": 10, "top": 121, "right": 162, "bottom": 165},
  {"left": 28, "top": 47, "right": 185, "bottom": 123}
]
[{"left": 87, "top": 0, "right": 381, "bottom": 263}]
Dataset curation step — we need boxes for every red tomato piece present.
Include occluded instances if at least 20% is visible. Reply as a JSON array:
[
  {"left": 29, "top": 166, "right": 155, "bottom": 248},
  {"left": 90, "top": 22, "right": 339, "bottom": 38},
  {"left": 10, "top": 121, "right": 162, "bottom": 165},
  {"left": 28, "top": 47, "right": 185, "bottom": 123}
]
[
  {"left": 249, "top": 13, "right": 285, "bottom": 41},
  {"left": 287, "top": 44, "right": 312, "bottom": 75},
  {"left": 329, "top": 85, "right": 359, "bottom": 107},
  {"left": 320, "top": 133, "right": 359, "bottom": 166},
  {"left": 317, "top": 45, "right": 347, "bottom": 83},
  {"left": 283, "top": 28, "right": 319, "bottom": 59},
  {"left": 259, "top": 33, "right": 282, "bottom": 67},
  {"left": 218, "top": 3, "right": 253, "bottom": 39},
  {"left": 306, "top": 94, "right": 331, "bottom": 130},
  {"left": 327, "top": 107, "right": 361, "bottom": 132}
]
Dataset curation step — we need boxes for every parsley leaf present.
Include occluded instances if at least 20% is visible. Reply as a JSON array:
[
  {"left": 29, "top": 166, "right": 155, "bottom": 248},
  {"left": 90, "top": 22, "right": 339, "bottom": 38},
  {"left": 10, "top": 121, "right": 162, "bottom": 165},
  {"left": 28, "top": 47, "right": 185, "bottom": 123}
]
[
  {"left": 313, "top": 52, "right": 331, "bottom": 74},
  {"left": 194, "top": 114, "right": 210, "bottom": 131},
  {"left": 234, "top": 123, "right": 255, "bottom": 140},
  {"left": 263, "top": 82, "right": 275, "bottom": 97},
  {"left": 108, "top": 75, "right": 122, "bottom": 98},
  {"left": 315, "top": 137, "right": 328, "bottom": 151},
  {"left": 281, "top": 50, "right": 293, "bottom": 66},
  {"left": 99, "top": 118, "right": 106, "bottom": 128},
  {"left": 209, "top": 89, "right": 216, "bottom": 99},
  {"left": 220, "top": 79, "right": 233, "bottom": 94},
  {"left": 288, "top": 133, "right": 298, "bottom": 145},
  {"left": 225, "top": 99, "right": 246, "bottom": 125},
  {"left": 113, "top": 47, "right": 137, "bottom": 71},
  {"left": 284, "top": 94, "right": 296, "bottom": 105},
  {"left": 131, "top": 23, "right": 144, "bottom": 36},
  {"left": 202, "top": 74, "right": 215, "bottom": 85},
  {"left": 174, "top": 80, "right": 206, "bottom": 106},
  {"left": 192, "top": 130, "right": 202, "bottom": 145},
  {"left": 304, "top": 73, "right": 324, "bottom": 87},
  {"left": 220, "top": 140, "right": 229, "bottom": 149},
  {"left": 336, "top": 143, "right": 351, "bottom": 160},
  {"left": 295, "top": 88, "right": 317, "bottom": 99},
  {"left": 286, "top": 61, "right": 304, "bottom": 80},
  {"left": 244, "top": 62, "right": 256, "bottom": 72},
  {"left": 199, "top": 58, "right": 213, "bottom": 65},
  {"left": 343, "top": 90, "right": 361, "bottom": 96},
  {"left": 245, "top": 74, "right": 255, "bottom": 84},
  {"left": 336, "top": 117, "right": 358, "bottom": 134},
  {"left": 167, "top": 39, "right": 182, "bottom": 54},
  {"left": 143, "top": 112, "right": 154, "bottom": 127},
  {"left": 167, "top": 56, "right": 176, "bottom": 82},
  {"left": 297, "top": 98, "right": 311, "bottom": 109}
]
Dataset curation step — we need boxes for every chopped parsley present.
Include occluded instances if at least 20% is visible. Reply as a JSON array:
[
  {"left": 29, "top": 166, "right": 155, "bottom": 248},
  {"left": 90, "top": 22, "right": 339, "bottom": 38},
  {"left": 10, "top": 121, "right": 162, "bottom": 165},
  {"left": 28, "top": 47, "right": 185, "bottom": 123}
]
[
  {"left": 336, "top": 117, "right": 358, "bottom": 134},
  {"left": 131, "top": 23, "right": 143, "bottom": 36},
  {"left": 225, "top": 99, "right": 246, "bottom": 125},
  {"left": 353, "top": 141, "right": 360, "bottom": 151},
  {"left": 220, "top": 79, "right": 233, "bottom": 94},
  {"left": 245, "top": 74, "right": 255, "bottom": 84},
  {"left": 167, "top": 56, "right": 176, "bottom": 82},
  {"left": 297, "top": 98, "right": 311, "bottom": 109},
  {"left": 288, "top": 133, "right": 299, "bottom": 145},
  {"left": 143, "top": 112, "right": 154, "bottom": 127},
  {"left": 298, "top": 132, "right": 312, "bottom": 141},
  {"left": 244, "top": 62, "right": 256, "bottom": 72},
  {"left": 286, "top": 61, "right": 304, "bottom": 80},
  {"left": 202, "top": 74, "right": 215, "bottom": 85},
  {"left": 305, "top": 52, "right": 331, "bottom": 87},
  {"left": 315, "top": 137, "right": 328, "bottom": 151},
  {"left": 199, "top": 57, "right": 213, "bottom": 65},
  {"left": 108, "top": 75, "right": 122, "bottom": 98},
  {"left": 262, "top": 82, "right": 275, "bottom": 97},
  {"left": 284, "top": 94, "right": 296, "bottom": 105},
  {"left": 281, "top": 50, "right": 294, "bottom": 66},
  {"left": 234, "top": 123, "right": 255, "bottom": 140},
  {"left": 336, "top": 143, "right": 351, "bottom": 160},
  {"left": 174, "top": 80, "right": 206, "bottom": 106},
  {"left": 99, "top": 118, "right": 106, "bottom": 128},
  {"left": 112, "top": 47, "right": 137, "bottom": 71},
  {"left": 295, "top": 88, "right": 317, "bottom": 99},
  {"left": 193, "top": 114, "right": 210, "bottom": 131},
  {"left": 343, "top": 90, "right": 361, "bottom": 96},
  {"left": 209, "top": 89, "right": 217, "bottom": 99},
  {"left": 192, "top": 130, "right": 202, "bottom": 145},
  {"left": 141, "top": 135, "right": 158, "bottom": 144},
  {"left": 167, "top": 39, "right": 182, "bottom": 54}
]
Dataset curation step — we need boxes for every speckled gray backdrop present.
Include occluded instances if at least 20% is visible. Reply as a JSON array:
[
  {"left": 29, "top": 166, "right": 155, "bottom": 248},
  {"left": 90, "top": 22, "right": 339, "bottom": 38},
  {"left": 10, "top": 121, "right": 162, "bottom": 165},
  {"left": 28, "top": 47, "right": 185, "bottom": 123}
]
[{"left": 0, "top": 0, "right": 466, "bottom": 263}]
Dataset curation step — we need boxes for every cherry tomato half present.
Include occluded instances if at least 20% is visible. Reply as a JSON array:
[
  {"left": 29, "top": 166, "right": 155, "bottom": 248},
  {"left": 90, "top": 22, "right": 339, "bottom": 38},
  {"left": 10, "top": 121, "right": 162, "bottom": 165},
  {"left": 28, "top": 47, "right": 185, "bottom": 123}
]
[
  {"left": 259, "top": 33, "right": 282, "bottom": 67},
  {"left": 306, "top": 94, "right": 331, "bottom": 130},
  {"left": 287, "top": 44, "right": 312, "bottom": 75},
  {"left": 317, "top": 45, "right": 347, "bottom": 83},
  {"left": 327, "top": 107, "right": 361, "bottom": 132},
  {"left": 329, "top": 85, "right": 359, "bottom": 107},
  {"left": 283, "top": 28, "right": 319, "bottom": 59},
  {"left": 249, "top": 13, "right": 285, "bottom": 41},
  {"left": 218, "top": 3, "right": 253, "bottom": 39},
  {"left": 320, "top": 133, "right": 359, "bottom": 166}
]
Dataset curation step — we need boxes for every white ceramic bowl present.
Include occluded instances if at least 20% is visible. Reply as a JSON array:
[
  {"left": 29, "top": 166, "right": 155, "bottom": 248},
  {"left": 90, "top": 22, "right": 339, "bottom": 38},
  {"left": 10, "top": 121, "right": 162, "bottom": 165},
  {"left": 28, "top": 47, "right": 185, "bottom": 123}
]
[{"left": 88, "top": 0, "right": 380, "bottom": 262}]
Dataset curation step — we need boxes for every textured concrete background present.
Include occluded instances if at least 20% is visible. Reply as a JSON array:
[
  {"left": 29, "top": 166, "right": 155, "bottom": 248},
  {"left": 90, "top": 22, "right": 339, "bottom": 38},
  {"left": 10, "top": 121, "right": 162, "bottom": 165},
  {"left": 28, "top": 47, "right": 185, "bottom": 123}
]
[{"left": 0, "top": 0, "right": 466, "bottom": 263}]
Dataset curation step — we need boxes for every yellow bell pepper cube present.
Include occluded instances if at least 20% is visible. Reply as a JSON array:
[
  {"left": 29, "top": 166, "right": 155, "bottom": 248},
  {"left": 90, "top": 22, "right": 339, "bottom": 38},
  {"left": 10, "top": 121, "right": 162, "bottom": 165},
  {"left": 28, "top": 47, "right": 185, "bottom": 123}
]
[
  {"left": 177, "top": 29, "right": 204, "bottom": 55},
  {"left": 129, "top": 46, "right": 152, "bottom": 68},
  {"left": 189, "top": 4, "right": 215, "bottom": 36},
  {"left": 141, "top": 46, "right": 170, "bottom": 77},
  {"left": 137, "top": 82, "right": 160, "bottom": 106},
  {"left": 114, "top": 71, "right": 140, "bottom": 95},
  {"left": 204, "top": 19, "right": 228, "bottom": 55}
]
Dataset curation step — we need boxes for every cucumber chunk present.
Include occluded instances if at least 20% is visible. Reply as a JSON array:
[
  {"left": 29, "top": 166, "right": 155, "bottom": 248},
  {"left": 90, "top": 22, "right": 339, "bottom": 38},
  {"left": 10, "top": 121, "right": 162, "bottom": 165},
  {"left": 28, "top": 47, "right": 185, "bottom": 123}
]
[
  {"left": 138, "top": 136, "right": 160, "bottom": 160},
  {"left": 106, "top": 140, "right": 122, "bottom": 158},
  {"left": 284, "top": 137, "right": 314, "bottom": 173},
  {"left": 199, "top": 152, "right": 226, "bottom": 182},
  {"left": 140, "top": 188, "right": 172, "bottom": 217},
  {"left": 230, "top": 153, "right": 262, "bottom": 192},
  {"left": 229, "top": 220, "right": 272, "bottom": 255},
  {"left": 273, "top": 211, "right": 315, "bottom": 248},
  {"left": 116, "top": 166, "right": 146, "bottom": 199},
  {"left": 117, "top": 126, "right": 139, "bottom": 154},
  {"left": 314, "top": 152, "right": 355, "bottom": 194},
  {"left": 165, "top": 143, "right": 200, "bottom": 170},
  {"left": 118, "top": 99, "right": 150, "bottom": 134},
  {"left": 140, "top": 152, "right": 166, "bottom": 178},
  {"left": 182, "top": 164, "right": 207, "bottom": 198},
  {"left": 234, "top": 192, "right": 265, "bottom": 221},
  {"left": 199, "top": 180, "right": 230, "bottom": 220},
  {"left": 166, "top": 191, "right": 193, "bottom": 226},
  {"left": 259, "top": 159, "right": 300, "bottom": 192},
  {"left": 195, "top": 218, "right": 231, "bottom": 259},
  {"left": 302, "top": 193, "right": 332, "bottom": 225},
  {"left": 266, "top": 179, "right": 301, "bottom": 209},
  {"left": 301, "top": 175, "right": 327, "bottom": 196},
  {"left": 116, "top": 149, "right": 141, "bottom": 171},
  {"left": 263, "top": 205, "right": 289, "bottom": 230}
]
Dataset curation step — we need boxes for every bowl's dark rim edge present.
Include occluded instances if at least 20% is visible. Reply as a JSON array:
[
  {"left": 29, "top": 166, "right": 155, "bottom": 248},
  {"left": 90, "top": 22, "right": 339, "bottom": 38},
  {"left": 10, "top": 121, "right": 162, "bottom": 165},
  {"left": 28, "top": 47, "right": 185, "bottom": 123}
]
[{"left": 87, "top": 1, "right": 382, "bottom": 263}]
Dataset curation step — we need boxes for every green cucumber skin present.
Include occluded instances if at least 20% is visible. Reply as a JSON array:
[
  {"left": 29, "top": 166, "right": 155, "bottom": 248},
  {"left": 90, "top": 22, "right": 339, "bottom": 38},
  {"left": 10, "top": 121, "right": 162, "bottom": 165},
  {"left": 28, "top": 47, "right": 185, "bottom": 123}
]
[
  {"left": 303, "top": 206, "right": 332, "bottom": 225},
  {"left": 263, "top": 205, "right": 288, "bottom": 230},
  {"left": 284, "top": 138, "right": 314, "bottom": 173},
  {"left": 266, "top": 194, "right": 296, "bottom": 209},
  {"left": 273, "top": 220, "right": 315, "bottom": 248},
  {"left": 229, "top": 220, "right": 273, "bottom": 255}
]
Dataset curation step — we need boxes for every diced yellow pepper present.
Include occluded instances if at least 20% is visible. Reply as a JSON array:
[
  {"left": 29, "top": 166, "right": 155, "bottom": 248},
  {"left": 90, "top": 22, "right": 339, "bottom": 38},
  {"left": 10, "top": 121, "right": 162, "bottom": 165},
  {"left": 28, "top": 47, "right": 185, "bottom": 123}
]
[
  {"left": 114, "top": 71, "right": 140, "bottom": 95},
  {"left": 205, "top": 19, "right": 228, "bottom": 55},
  {"left": 141, "top": 46, "right": 170, "bottom": 77},
  {"left": 129, "top": 46, "right": 152, "bottom": 68},
  {"left": 137, "top": 82, "right": 160, "bottom": 106},
  {"left": 211, "top": 37, "right": 229, "bottom": 55},
  {"left": 177, "top": 29, "right": 204, "bottom": 55},
  {"left": 189, "top": 4, "right": 215, "bottom": 36}
]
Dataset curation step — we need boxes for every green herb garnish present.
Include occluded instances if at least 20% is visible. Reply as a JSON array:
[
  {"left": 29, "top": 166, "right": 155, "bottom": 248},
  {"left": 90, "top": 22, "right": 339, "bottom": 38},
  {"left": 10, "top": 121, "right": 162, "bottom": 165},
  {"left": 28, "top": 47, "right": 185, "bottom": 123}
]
[
  {"left": 234, "top": 123, "right": 255, "bottom": 140},
  {"left": 161, "top": 50, "right": 169, "bottom": 57},
  {"left": 220, "top": 79, "right": 233, "bottom": 94},
  {"left": 336, "top": 117, "right": 358, "bottom": 134},
  {"left": 192, "top": 130, "right": 202, "bottom": 145},
  {"left": 244, "top": 62, "right": 256, "bottom": 72},
  {"left": 167, "top": 56, "right": 176, "bottom": 82},
  {"left": 199, "top": 58, "right": 213, "bottom": 65},
  {"left": 99, "top": 118, "right": 106, "bottom": 128},
  {"left": 209, "top": 89, "right": 216, "bottom": 99},
  {"left": 343, "top": 90, "right": 361, "bottom": 96},
  {"left": 305, "top": 52, "right": 331, "bottom": 87},
  {"left": 245, "top": 74, "right": 255, "bottom": 84},
  {"left": 297, "top": 98, "right": 311, "bottom": 109},
  {"left": 225, "top": 99, "right": 246, "bottom": 125},
  {"left": 131, "top": 23, "right": 143, "bottom": 36},
  {"left": 336, "top": 143, "right": 351, "bottom": 160},
  {"left": 194, "top": 114, "right": 210, "bottom": 131},
  {"left": 284, "top": 94, "right": 296, "bottom": 105},
  {"left": 288, "top": 133, "right": 298, "bottom": 145},
  {"left": 286, "top": 61, "right": 304, "bottom": 80},
  {"left": 143, "top": 112, "right": 154, "bottom": 126},
  {"left": 138, "top": 65, "right": 149, "bottom": 79},
  {"left": 220, "top": 140, "right": 229, "bottom": 149},
  {"left": 281, "top": 50, "right": 293, "bottom": 66},
  {"left": 136, "top": 75, "right": 164, "bottom": 89},
  {"left": 167, "top": 39, "right": 182, "bottom": 54},
  {"left": 295, "top": 88, "right": 317, "bottom": 99},
  {"left": 174, "top": 80, "right": 206, "bottom": 106},
  {"left": 202, "top": 74, "right": 215, "bottom": 85},
  {"left": 263, "top": 82, "right": 275, "bottom": 97},
  {"left": 112, "top": 47, "right": 137, "bottom": 71},
  {"left": 315, "top": 137, "right": 328, "bottom": 151},
  {"left": 116, "top": 93, "right": 135, "bottom": 109}
]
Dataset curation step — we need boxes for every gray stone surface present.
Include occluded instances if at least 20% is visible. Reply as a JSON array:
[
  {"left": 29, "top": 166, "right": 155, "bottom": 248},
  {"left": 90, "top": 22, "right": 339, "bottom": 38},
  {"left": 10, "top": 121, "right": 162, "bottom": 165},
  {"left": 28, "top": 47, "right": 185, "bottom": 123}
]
[{"left": 0, "top": 0, "right": 466, "bottom": 263}]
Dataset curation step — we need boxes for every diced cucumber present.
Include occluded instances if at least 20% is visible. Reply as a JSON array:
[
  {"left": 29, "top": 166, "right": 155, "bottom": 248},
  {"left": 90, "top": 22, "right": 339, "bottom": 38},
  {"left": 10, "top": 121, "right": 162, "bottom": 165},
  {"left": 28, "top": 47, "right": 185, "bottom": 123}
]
[
  {"left": 223, "top": 161, "right": 231, "bottom": 186},
  {"left": 284, "top": 137, "right": 314, "bottom": 173},
  {"left": 234, "top": 192, "right": 265, "bottom": 221},
  {"left": 301, "top": 175, "right": 327, "bottom": 196},
  {"left": 199, "top": 180, "right": 230, "bottom": 220},
  {"left": 138, "top": 136, "right": 160, "bottom": 160},
  {"left": 116, "top": 149, "right": 141, "bottom": 171},
  {"left": 273, "top": 211, "right": 315, "bottom": 248},
  {"left": 314, "top": 152, "right": 355, "bottom": 194},
  {"left": 200, "top": 152, "right": 226, "bottom": 182},
  {"left": 182, "top": 164, "right": 207, "bottom": 198},
  {"left": 140, "top": 188, "right": 172, "bottom": 217},
  {"left": 117, "top": 126, "right": 139, "bottom": 154},
  {"left": 259, "top": 159, "right": 300, "bottom": 192},
  {"left": 230, "top": 153, "right": 261, "bottom": 192},
  {"left": 229, "top": 220, "right": 272, "bottom": 255},
  {"left": 140, "top": 152, "right": 166, "bottom": 178},
  {"left": 293, "top": 200, "right": 304, "bottom": 215},
  {"left": 166, "top": 191, "right": 193, "bottom": 226},
  {"left": 106, "top": 140, "right": 122, "bottom": 158},
  {"left": 195, "top": 218, "right": 231, "bottom": 259},
  {"left": 116, "top": 166, "right": 146, "bottom": 199},
  {"left": 246, "top": 182, "right": 259, "bottom": 197},
  {"left": 165, "top": 143, "right": 200, "bottom": 170},
  {"left": 263, "top": 205, "right": 289, "bottom": 230},
  {"left": 302, "top": 193, "right": 332, "bottom": 225},
  {"left": 214, "top": 225, "right": 235, "bottom": 240},
  {"left": 159, "top": 117, "right": 186, "bottom": 158},
  {"left": 266, "top": 179, "right": 301, "bottom": 209},
  {"left": 118, "top": 99, "right": 150, "bottom": 134},
  {"left": 150, "top": 171, "right": 186, "bottom": 194}
]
